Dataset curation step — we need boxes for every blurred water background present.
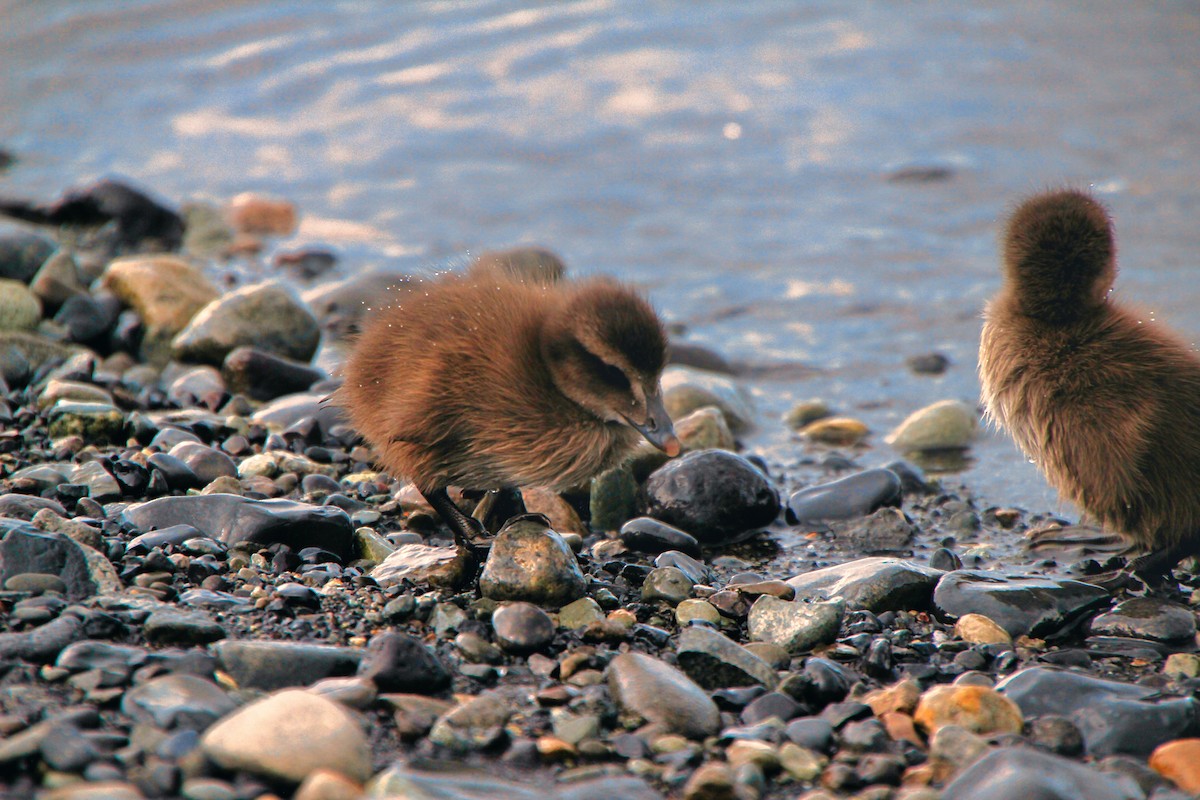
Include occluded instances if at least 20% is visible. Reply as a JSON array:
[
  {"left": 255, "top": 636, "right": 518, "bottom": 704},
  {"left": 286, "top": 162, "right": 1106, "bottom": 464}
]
[{"left": 2, "top": 1, "right": 1198, "bottom": 515}]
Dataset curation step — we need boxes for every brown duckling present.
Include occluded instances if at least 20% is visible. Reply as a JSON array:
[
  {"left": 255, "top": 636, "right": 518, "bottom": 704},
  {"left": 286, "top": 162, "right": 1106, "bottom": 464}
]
[
  {"left": 338, "top": 272, "right": 681, "bottom": 546},
  {"left": 980, "top": 189, "right": 1200, "bottom": 586}
]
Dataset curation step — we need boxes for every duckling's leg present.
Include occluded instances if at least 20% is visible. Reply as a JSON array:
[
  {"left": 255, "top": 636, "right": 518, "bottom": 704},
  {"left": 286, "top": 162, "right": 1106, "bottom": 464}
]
[
  {"left": 1129, "top": 542, "right": 1191, "bottom": 595},
  {"left": 471, "top": 488, "right": 528, "bottom": 534},
  {"left": 421, "top": 487, "right": 489, "bottom": 551}
]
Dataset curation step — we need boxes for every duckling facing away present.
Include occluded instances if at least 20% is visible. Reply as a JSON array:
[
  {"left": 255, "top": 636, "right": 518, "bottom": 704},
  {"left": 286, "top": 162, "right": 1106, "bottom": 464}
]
[
  {"left": 338, "top": 272, "right": 680, "bottom": 546},
  {"left": 980, "top": 189, "right": 1200, "bottom": 586}
]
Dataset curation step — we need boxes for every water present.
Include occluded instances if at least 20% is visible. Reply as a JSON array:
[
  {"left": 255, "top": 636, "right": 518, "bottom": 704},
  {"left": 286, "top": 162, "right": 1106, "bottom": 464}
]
[{"left": 2, "top": 1, "right": 1199, "bottom": 515}]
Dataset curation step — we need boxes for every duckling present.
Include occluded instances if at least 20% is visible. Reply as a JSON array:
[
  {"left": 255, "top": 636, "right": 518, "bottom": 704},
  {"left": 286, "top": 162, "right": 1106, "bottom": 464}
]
[
  {"left": 980, "top": 189, "right": 1200, "bottom": 586},
  {"left": 338, "top": 272, "right": 681, "bottom": 547}
]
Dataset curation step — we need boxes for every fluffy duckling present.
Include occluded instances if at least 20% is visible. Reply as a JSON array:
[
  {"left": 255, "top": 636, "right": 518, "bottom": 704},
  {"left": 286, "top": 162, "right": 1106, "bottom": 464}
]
[
  {"left": 980, "top": 189, "right": 1200, "bottom": 586},
  {"left": 338, "top": 272, "right": 680, "bottom": 546}
]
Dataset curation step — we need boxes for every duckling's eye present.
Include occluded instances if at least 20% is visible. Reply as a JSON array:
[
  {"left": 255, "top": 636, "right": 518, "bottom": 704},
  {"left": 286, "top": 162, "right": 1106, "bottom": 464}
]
[{"left": 597, "top": 360, "right": 632, "bottom": 392}]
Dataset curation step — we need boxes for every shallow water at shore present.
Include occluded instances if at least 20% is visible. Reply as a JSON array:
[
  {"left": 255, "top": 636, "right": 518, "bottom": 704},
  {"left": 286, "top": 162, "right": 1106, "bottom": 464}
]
[{"left": 2, "top": 1, "right": 1199, "bottom": 515}]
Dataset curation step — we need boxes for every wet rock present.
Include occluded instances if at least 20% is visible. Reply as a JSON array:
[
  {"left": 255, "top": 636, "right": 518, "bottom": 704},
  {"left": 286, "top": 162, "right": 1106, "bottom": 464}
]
[
  {"left": 1150, "top": 739, "right": 1200, "bottom": 794},
  {"left": 143, "top": 608, "right": 225, "bottom": 645},
  {"left": 30, "top": 250, "right": 86, "bottom": 310},
  {"left": 222, "top": 346, "right": 324, "bottom": 401},
  {"left": 676, "top": 598, "right": 721, "bottom": 626},
  {"left": 619, "top": 517, "right": 702, "bottom": 558},
  {"left": 786, "top": 468, "right": 902, "bottom": 524},
  {"left": 941, "top": 746, "right": 1145, "bottom": 800},
  {"left": 833, "top": 507, "right": 917, "bottom": 555},
  {"left": 48, "top": 401, "right": 125, "bottom": 443},
  {"left": 656, "top": 550, "right": 717, "bottom": 585},
  {"left": 661, "top": 366, "right": 756, "bottom": 433},
  {"left": 786, "top": 557, "right": 942, "bottom": 613},
  {"left": 996, "top": 666, "right": 1198, "bottom": 757},
  {"left": 214, "top": 640, "right": 361, "bottom": 691},
  {"left": 641, "top": 450, "right": 779, "bottom": 544},
  {"left": 492, "top": 602, "right": 555, "bottom": 653},
  {"left": 122, "top": 673, "right": 236, "bottom": 731},
  {"left": 121, "top": 494, "right": 354, "bottom": 560},
  {"left": 469, "top": 246, "right": 566, "bottom": 283},
  {"left": 747, "top": 596, "right": 844, "bottom": 654},
  {"left": 226, "top": 192, "right": 298, "bottom": 235},
  {"left": 172, "top": 281, "right": 319, "bottom": 366},
  {"left": 201, "top": 689, "right": 371, "bottom": 784},
  {"left": 933, "top": 570, "right": 1111, "bottom": 638},
  {"left": 0, "top": 278, "right": 41, "bottom": 330},
  {"left": 886, "top": 399, "right": 978, "bottom": 452},
  {"left": 70, "top": 460, "right": 122, "bottom": 501},
  {"left": 0, "top": 524, "right": 118, "bottom": 600},
  {"left": 249, "top": 390, "right": 346, "bottom": 432},
  {"left": 641, "top": 566, "right": 694, "bottom": 605},
  {"left": 800, "top": 416, "right": 869, "bottom": 446},
  {"left": 1088, "top": 597, "right": 1197, "bottom": 642},
  {"left": 428, "top": 690, "right": 514, "bottom": 751},
  {"left": 168, "top": 441, "right": 237, "bottom": 484},
  {"left": 145, "top": 453, "right": 203, "bottom": 492},
  {"left": 676, "top": 625, "right": 779, "bottom": 690},
  {"left": 674, "top": 406, "right": 736, "bottom": 451},
  {"left": 370, "top": 543, "right": 472, "bottom": 590},
  {"left": 954, "top": 613, "right": 1013, "bottom": 646},
  {"left": 356, "top": 631, "right": 450, "bottom": 693},
  {"left": 37, "top": 378, "right": 113, "bottom": 409},
  {"left": 907, "top": 352, "right": 951, "bottom": 375},
  {"left": 101, "top": 255, "right": 219, "bottom": 362},
  {"left": 607, "top": 652, "right": 721, "bottom": 738},
  {"left": 914, "top": 684, "right": 1023, "bottom": 736},
  {"left": 479, "top": 515, "right": 587, "bottom": 607},
  {"left": 0, "top": 231, "right": 55, "bottom": 283}
]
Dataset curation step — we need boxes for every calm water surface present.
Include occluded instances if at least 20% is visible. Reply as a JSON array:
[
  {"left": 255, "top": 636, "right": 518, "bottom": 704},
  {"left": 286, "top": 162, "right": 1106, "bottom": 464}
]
[{"left": 2, "top": 1, "right": 1199, "bottom": 518}]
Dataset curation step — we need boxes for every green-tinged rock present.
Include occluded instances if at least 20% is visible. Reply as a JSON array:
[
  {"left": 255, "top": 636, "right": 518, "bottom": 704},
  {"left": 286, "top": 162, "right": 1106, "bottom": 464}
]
[
  {"left": 354, "top": 527, "right": 395, "bottom": 565},
  {"left": 590, "top": 463, "right": 638, "bottom": 532},
  {"left": 674, "top": 405, "right": 736, "bottom": 451},
  {"left": 641, "top": 566, "right": 694, "bottom": 605},
  {"left": 559, "top": 597, "right": 605, "bottom": 629},
  {"left": 428, "top": 690, "right": 514, "bottom": 751},
  {"left": 0, "top": 278, "right": 41, "bottom": 330},
  {"left": 101, "top": 254, "right": 219, "bottom": 363},
  {"left": 675, "top": 598, "right": 721, "bottom": 626},
  {"left": 48, "top": 401, "right": 125, "bottom": 443},
  {"left": 784, "top": 399, "right": 831, "bottom": 431},
  {"left": 780, "top": 743, "right": 828, "bottom": 781},
  {"left": 886, "top": 399, "right": 978, "bottom": 452},
  {"left": 747, "top": 596, "right": 844, "bottom": 654}
]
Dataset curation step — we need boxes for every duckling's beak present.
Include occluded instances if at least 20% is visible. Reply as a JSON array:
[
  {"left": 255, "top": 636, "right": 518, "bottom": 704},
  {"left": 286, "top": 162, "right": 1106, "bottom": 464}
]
[{"left": 628, "top": 390, "right": 681, "bottom": 457}]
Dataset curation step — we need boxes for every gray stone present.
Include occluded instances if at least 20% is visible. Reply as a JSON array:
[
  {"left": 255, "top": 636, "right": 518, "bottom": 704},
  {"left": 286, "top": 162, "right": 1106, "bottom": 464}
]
[
  {"left": 122, "top": 673, "right": 236, "bottom": 731},
  {"left": 941, "top": 746, "right": 1144, "bottom": 800},
  {"left": 606, "top": 652, "right": 720, "bottom": 738},
  {"left": 0, "top": 523, "right": 119, "bottom": 600},
  {"left": 747, "top": 595, "right": 844, "bottom": 654},
  {"left": 786, "top": 557, "right": 942, "bottom": 613},
  {"left": 661, "top": 366, "right": 756, "bottom": 433},
  {"left": 214, "top": 640, "right": 361, "bottom": 691},
  {"left": 428, "top": 690, "right": 515, "bottom": 751},
  {"left": 1088, "top": 597, "right": 1197, "bottom": 642},
  {"left": 787, "top": 468, "right": 902, "bottom": 524},
  {"left": 934, "top": 570, "right": 1111, "bottom": 638},
  {"left": 172, "top": 280, "right": 320, "bottom": 365},
  {"left": 676, "top": 625, "right": 779, "bottom": 690}
]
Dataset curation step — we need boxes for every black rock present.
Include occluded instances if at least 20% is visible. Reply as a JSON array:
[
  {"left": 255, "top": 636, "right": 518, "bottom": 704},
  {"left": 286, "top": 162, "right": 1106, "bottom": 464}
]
[
  {"left": 779, "top": 657, "right": 856, "bottom": 710},
  {"left": 619, "top": 517, "right": 702, "bottom": 558},
  {"left": 491, "top": 602, "right": 555, "bottom": 654},
  {"left": 167, "top": 442, "right": 237, "bottom": 485},
  {"left": 933, "top": 570, "right": 1111, "bottom": 639},
  {"left": 784, "top": 717, "right": 834, "bottom": 752},
  {"left": 640, "top": 450, "right": 780, "bottom": 544},
  {"left": 786, "top": 468, "right": 902, "bottom": 524},
  {"left": 0, "top": 231, "right": 55, "bottom": 283},
  {"left": 357, "top": 631, "right": 451, "bottom": 693},
  {"left": 941, "top": 746, "right": 1145, "bottom": 800},
  {"left": 119, "top": 494, "right": 354, "bottom": 560},
  {"left": 222, "top": 346, "right": 324, "bottom": 402},
  {"left": 741, "top": 692, "right": 801, "bottom": 725},
  {"left": 996, "top": 666, "right": 1198, "bottom": 758},
  {"left": 214, "top": 640, "right": 361, "bottom": 691},
  {"left": 145, "top": 453, "right": 203, "bottom": 492}
]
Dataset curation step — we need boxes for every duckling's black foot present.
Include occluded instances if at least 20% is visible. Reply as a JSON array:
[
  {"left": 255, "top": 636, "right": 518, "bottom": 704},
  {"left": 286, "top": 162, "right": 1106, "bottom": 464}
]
[
  {"left": 1079, "top": 568, "right": 1143, "bottom": 594},
  {"left": 1128, "top": 545, "right": 1188, "bottom": 597},
  {"left": 421, "top": 487, "right": 491, "bottom": 554},
  {"left": 470, "top": 488, "right": 528, "bottom": 534}
]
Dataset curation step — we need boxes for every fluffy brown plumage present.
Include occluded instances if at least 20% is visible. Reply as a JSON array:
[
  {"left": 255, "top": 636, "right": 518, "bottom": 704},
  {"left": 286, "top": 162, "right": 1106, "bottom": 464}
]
[
  {"left": 980, "top": 189, "right": 1200, "bottom": 583},
  {"left": 338, "top": 271, "right": 679, "bottom": 543}
]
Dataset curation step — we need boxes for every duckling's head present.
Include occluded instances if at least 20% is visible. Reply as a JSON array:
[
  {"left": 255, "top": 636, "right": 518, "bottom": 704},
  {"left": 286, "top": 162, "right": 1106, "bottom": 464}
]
[
  {"left": 1002, "top": 189, "right": 1116, "bottom": 322},
  {"left": 541, "top": 281, "right": 681, "bottom": 457}
]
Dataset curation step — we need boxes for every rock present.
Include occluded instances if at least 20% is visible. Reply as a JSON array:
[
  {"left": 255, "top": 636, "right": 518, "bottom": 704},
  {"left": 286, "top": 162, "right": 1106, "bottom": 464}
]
[
  {"left": 168, "top": 441, "right": 238, "bottom": 484},
  {"left": 800, "top": 416, "right": 869, "bottom": 446},
  {"left": 180, "top": 201, "right": 235, "bottom": 256},
  {"left": 30, "top": 251, "right": 86, "bottom": 310},
  {"left": 201, "top": 689, "right": 371, "bottom": 784},
  {"left": 619, "top": 517, "right": 702, "bottom": 558},
  {"left": 5, "top": 573, "right": 68, "bottom": 594},
  {"left": 294, "top": 769, "right": 363, "bottom": 800},
  {"left": 676, "top": 599, "right": 721, "bottom": 626},
  {"left": 641, "top": 566, "right": 694, "bottom": 605},
  {"left": 941, "top": 746, "right": 1145, "bottom": 800},
  {"left": 250, "top": 390, "right": 346, "bottom": 432},
  {"left": 833, "top": 507, "right": 917, "bottom": 554},
  {"left": 784, "top": 399, "right": 831, "bottom": 431},
  {"left": 1088, "top": 598, "right": 1197, "bottom": 642},
  {"left": 226, "top": 192, "right": 298, "bottom": 235},
  {"left": 0, "top": 278, "right": 41, "bottom": 330},
  {"left": 302, "top": 271, "right": 412, "bottom": 338},
  {"left": 747, "top": 596, "right": 844, "bottom": 654},
  {"left": 681, "top": 762, "right": 735, "bottom": 800},
  {"left": 0, "top": 493, "right": 67, "bottom": 520},
  {"left": 0, "top": 611, "right": 90, "bottom": 663},
  {"left": 520, "top": 488, "right": 587, "bottom": 536},
  {"left": 1150, "top": 739, "right": 1200, "bottom": 794},
  {"left": 222, "top": 346, "right": 324, "bottom": 401},
  {"left": 913, "top": 684, "right": 1023, "bottom": 736},
  {"left": 428, "top": 690, "right": 515, "bottom": 751},
  {"left": 674, "top": 406, "right": 736, "bottom": 451},
  {"left": 478, "top": 515, "right": 587, "bottom": 607},
  {"left": 0, "top": 232, "right": 54, "bottom": 283},
  {"left": 886, "top": 399, "right": 978, "bottom": 452},
  {"left": 661, "top": 366, "right": 756, "bottom": 433},
  {"left": 47, "top": 401, "right": 125, "bottom": 443},
  {"left": 143, "top": 608, "right": 226, "bottom": 645},
  {"left": 172, "top": 281, "right": 320, "bottom": 365},
  {"left": 37, "top": 378, "right": 113, "bottom": 409},
  {"left": 933, "top": 570, "right": 1111, "bottom": 638},
  {"left": 55, "top": 292, "right": 121, "bottom": 344},
  {"left": 907, "top": 352, "right": 951, "bottom": 375},
  {"left": 121, "top": 673, "right": 236, "bottom": 731},
  {"left": 0, "top": 524, "right": 119, "bottom": 600},
  {"left": 996, "top": 666, "right": 1198, "bottom": 757},
  {"left": 786, "top": 469, "right": 902, "bottom": 524},
  {"left": 786, "top": 557, "right": 942, "bottom": 613},
  {"left": 676, "top": 625, "right": 780, "bottom": 690},
  {"left": 214, "top": 640, "right": 361, "bottom": 691},
  {"left": 69, "top": 460, "right": 122, "bottom": 501},
  {"left": 589, "top": 463, "right": 639, "bottom": 532},
  {"left": 367, "top": 765, "right": 664, "bottom": 800},
  {"left": 657, "top": 550, "right": 717, "bottom": 585},
  {"left": 606, "top": 652, "right": 721, "bottom": 738},
  {"left": 40, "top": 782, "right": 147, "bottom": 800},
  {"left": 356, "top": 631, "right": 450, "bottom": 693},
  {"left": 31, "top": 508, "right": 103, "bottom": 551},
  {"left": 780, "top": 742, "right": 828, "bottom": 782},
  {"left": 1164, "top": 653, "right": 1200, "bottom": 679},
  {"left": 101, "top": 255, "right": 219, "bottom": 362},
  {"left": 492, "top": 602, "right": 555, "bottom": 653},
  {"left": 166, "top": 366, "right": 225, "bottom": 407},
  {"left": 469, "top": 246, "right": 566, "bottom": 283},
  {"left": 370, "top": 543, "right": 472, "bottom": 590},
  {"left": 954, "top": 614, "right": 1013, "bottom": 646},
  {"left": 120, "top": 494, "right": 354, "bottom": 560},
  {"left": 641, "top": 450, "right": 779, "bottom": 544}
]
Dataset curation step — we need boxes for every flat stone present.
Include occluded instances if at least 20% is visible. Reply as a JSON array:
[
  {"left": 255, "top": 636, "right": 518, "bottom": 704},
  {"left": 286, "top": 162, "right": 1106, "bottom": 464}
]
[
  {"left": 934, "top": 570, "right": 1111, "bottom": 638},
  {"left": 1089, "top": 597, "right": 1197, "bottom": 642},
  {"left": 201, "top": 689, "right": 371, "bottom": 784},
  {"left": 641, "top": 450, "right": 780, "bottom": 544},
  {"left": 941, "top": 746, "right": 1144, "bottom": 800},
  {"left": 786, "top": 557, "right": 941, "bottom": 613},
  {"left": 370, "top": 543, "right": 472, "bottom": 590},
  {"left": 122, "top": 673, "right": 236, "bottom": 731},
  {"left": 214, "top": 640, "right": 361, "bottom": 691},
  {"left": 747, "top": 595, "right": 844, "bottom": 654},
  {"left": 620, "top": 517, "right": 702, "bottom": 558},
  {"left": 479, "top": 515, "right": 586, "bottom": 608},
  {"left": 606, "top": 652, "right": 721, "bottom": 739},
  {"left": 786, "top": 468, "right": 902, "bottom": 524},
  {"left": 676, "top": 625, "right": 779, "bottom": 690}
]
